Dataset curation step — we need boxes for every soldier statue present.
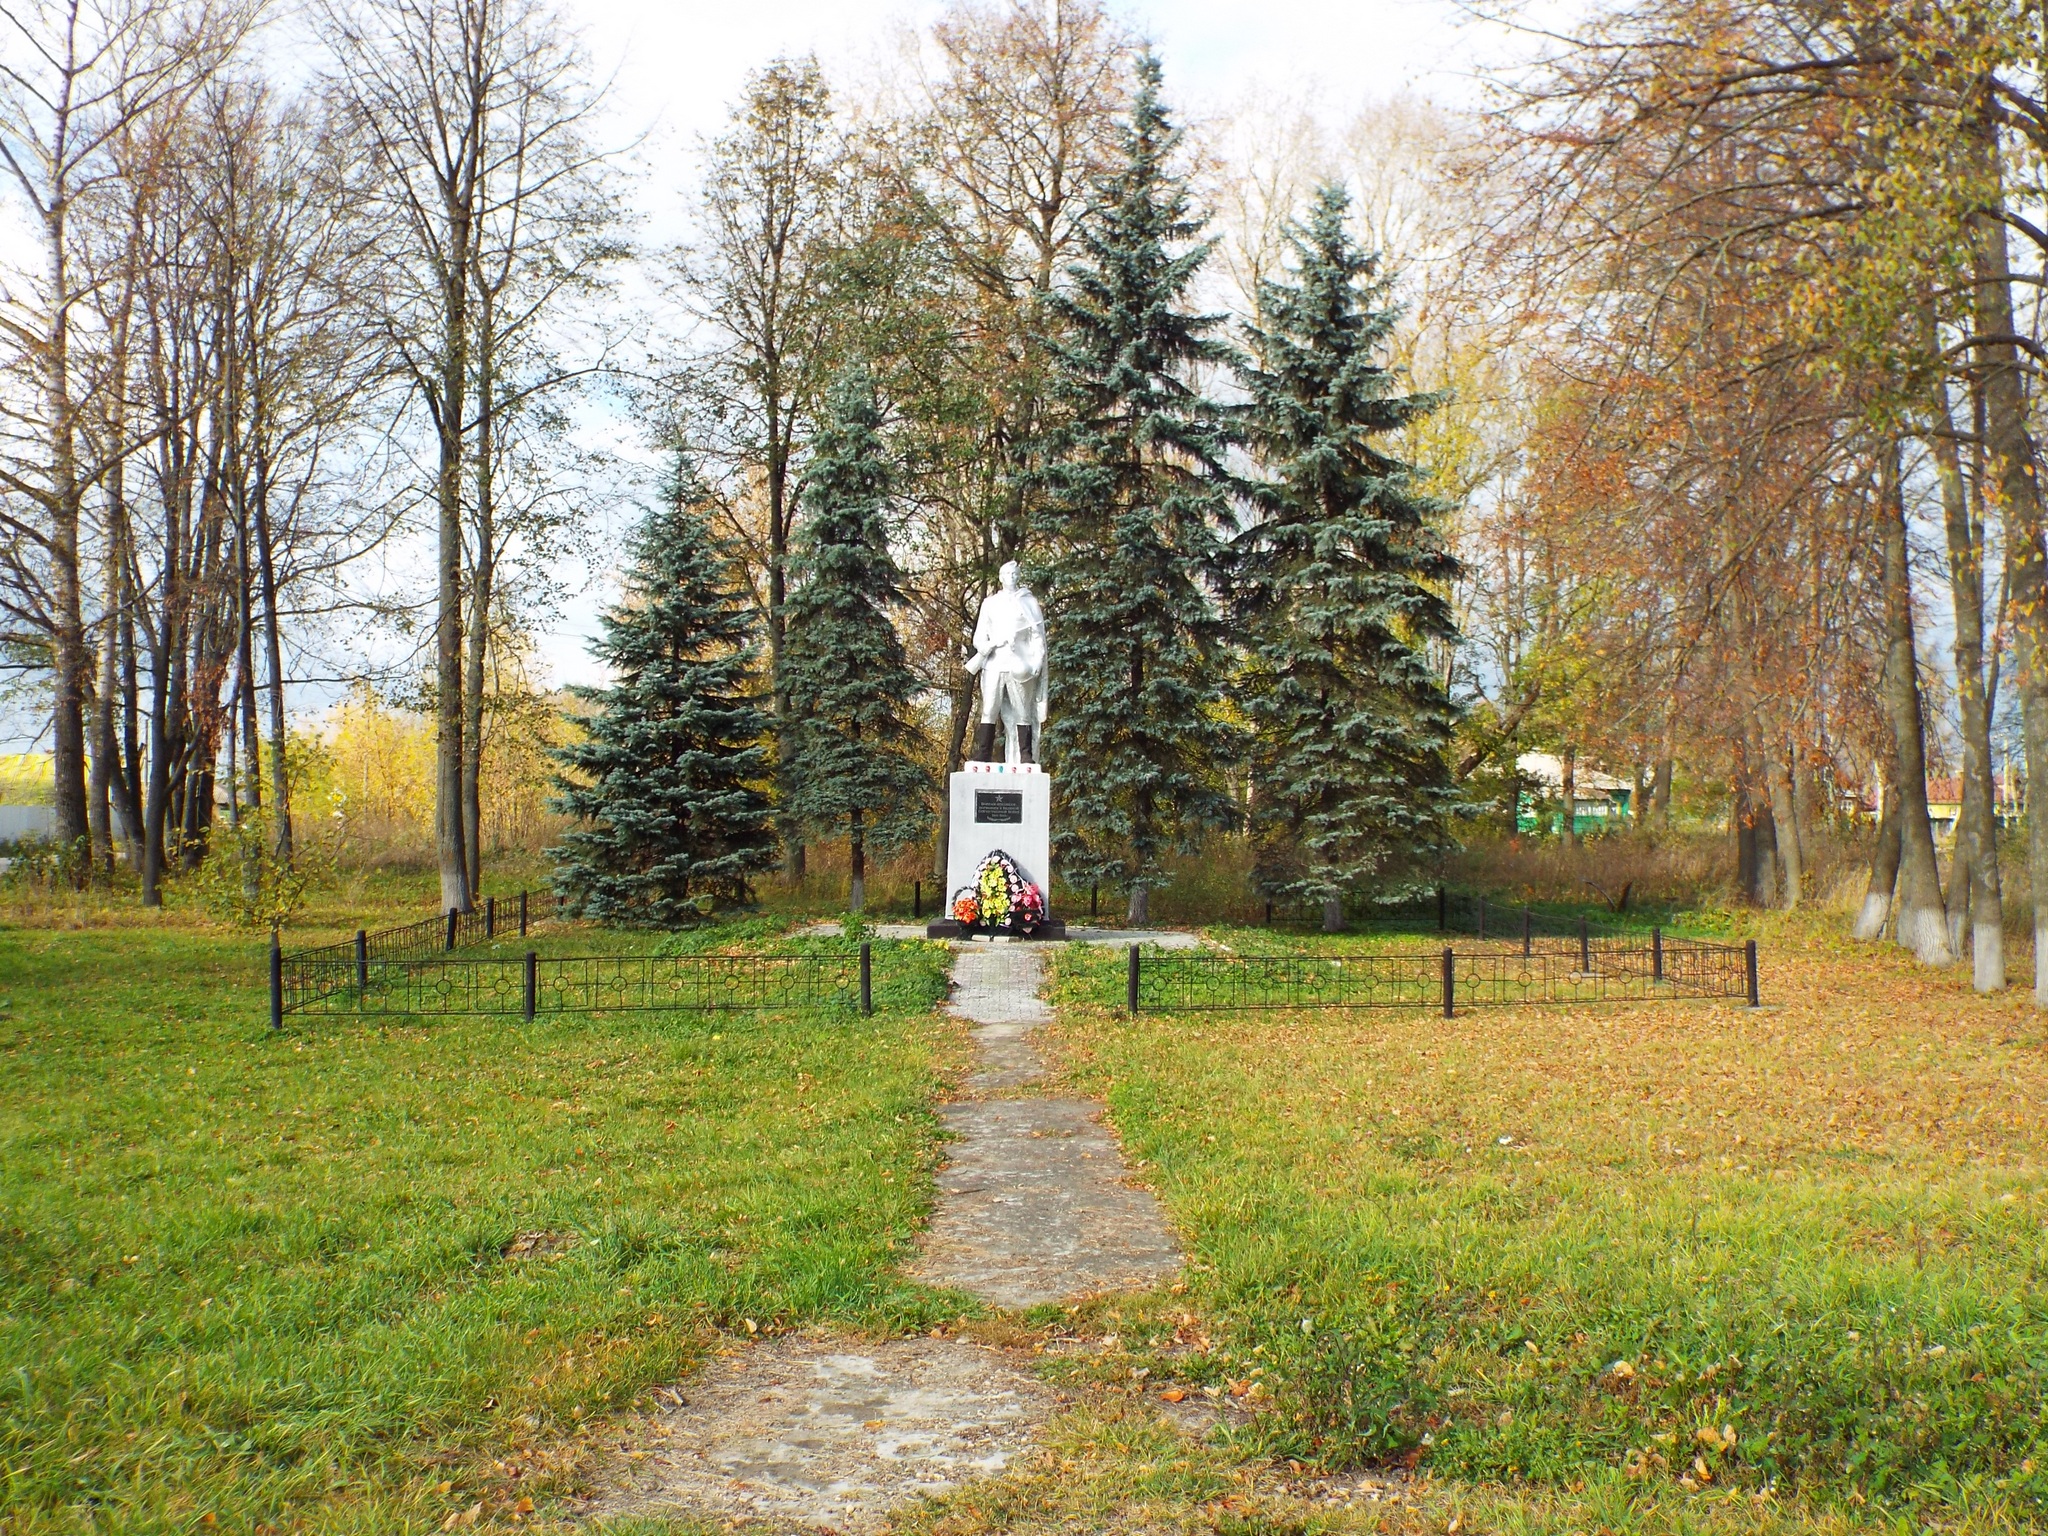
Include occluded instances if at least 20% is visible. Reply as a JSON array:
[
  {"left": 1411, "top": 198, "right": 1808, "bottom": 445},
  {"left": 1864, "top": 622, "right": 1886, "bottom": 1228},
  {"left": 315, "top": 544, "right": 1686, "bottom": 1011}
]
[{"left": 965, "top": 561, "right": 1048, "bottom": 763}]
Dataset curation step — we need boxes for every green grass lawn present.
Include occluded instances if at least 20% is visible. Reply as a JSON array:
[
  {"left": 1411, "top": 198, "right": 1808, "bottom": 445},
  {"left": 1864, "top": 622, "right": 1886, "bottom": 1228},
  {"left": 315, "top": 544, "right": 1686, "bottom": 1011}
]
[
  {"left": 10, "top": 878, "right": 2048, "bottom": 1536},
  {"left": 1036, "top": 925, "right": 2048, "bottom": 1534},
  {"left": 0, "top": 916, "right": 954, "bottom": 1534}
]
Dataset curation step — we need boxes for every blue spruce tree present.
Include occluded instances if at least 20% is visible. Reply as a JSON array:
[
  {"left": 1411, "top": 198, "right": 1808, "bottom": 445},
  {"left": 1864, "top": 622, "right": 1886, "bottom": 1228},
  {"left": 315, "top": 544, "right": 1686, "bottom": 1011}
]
[
  {"left": 1038, "top": 55, "right": 1239, "bottom": 925},
  {"left": 549, "top": 460, "right": 777, "bottom": 924},
  {"left": 781, "top": 370, "right": 932, "bottom": 912},
  {"left": 1235, "top": 184, "right": 1461, "bottom": 930}
]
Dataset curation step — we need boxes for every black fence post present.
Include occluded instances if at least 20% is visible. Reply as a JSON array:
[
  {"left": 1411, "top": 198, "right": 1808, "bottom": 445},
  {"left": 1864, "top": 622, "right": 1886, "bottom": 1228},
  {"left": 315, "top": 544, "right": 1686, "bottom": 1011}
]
[
  {"left": 486, "top": 895, "right": 496, "bottom": 939},
  {"left": 519, "top": 890, "right": 529, "bottom": 937},
  {"left": 1264, "top": 899, "right": 1273, "bottom": 927},
  {"left": 523, "top": 950, "right": 538, "bottom": 1022},
  {"left": 1652, "top": 927, "right": 1664, "bottom": 984},
  {"left": 1477, "top": 896, "right": 1487, "bottom": 941},
  {"left": 445, "top": 908, "right": 457, "bottom": 951},
  {"left": 1745, "top": 940, "right": 1760, "bottom": 1007},
  {"left": 1091, "top": 883, "right": 1100, "bottom": 920},
  {"left": 1441, "top": 946, "right": 1454, "bottom": 1018},
  {"left": 1578, "top": 916, "right": 1591, "bottom": 973},
  {"left": 1127, "top": 943, "right": 1140, "bottom": 1015},
  {"left": 269, "top": 929, "right": 283, "bottom": 1030},
  {"left": 355, "top": 929, "right": 368, "bottom": 993},
  {"left": 860, "top": 941, "right": 873, "bottom": 1015},
  {"left": 1521, "top": 907, "right": 1532, "bottom": 958},
  {"left": 913, "top": 880, "right": 922, "bottom": 919},
  {"left": 1437, "top": 885, "right": 1447, "bottom": 931}
]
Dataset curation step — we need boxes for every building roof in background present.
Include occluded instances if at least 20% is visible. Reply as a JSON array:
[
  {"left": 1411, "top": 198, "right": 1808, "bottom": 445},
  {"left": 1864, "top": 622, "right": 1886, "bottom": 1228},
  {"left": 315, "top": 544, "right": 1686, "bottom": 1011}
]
[
  {"left": 1515, "top": 752, "right": 1632, "bottom": 796},
  {"left": 1925, "top": 777, "right": 2016, "bottom": 807}
]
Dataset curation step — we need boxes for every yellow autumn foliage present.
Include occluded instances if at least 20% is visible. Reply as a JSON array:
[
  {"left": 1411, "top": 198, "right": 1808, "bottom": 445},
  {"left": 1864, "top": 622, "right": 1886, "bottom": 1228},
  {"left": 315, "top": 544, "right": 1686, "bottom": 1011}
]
[
  {"left": 0, "top": 753, "right": 54, "bottom": 806},
  {"left": 307, "top": 683, "right": 579, "bottom": 864}
]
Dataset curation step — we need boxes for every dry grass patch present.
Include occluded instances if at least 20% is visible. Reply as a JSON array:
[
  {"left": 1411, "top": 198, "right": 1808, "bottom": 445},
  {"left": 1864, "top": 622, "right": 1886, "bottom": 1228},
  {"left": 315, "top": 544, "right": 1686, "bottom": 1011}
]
[{"left": 1045, "top": 917, "right": 2048, "bottom": 1528}]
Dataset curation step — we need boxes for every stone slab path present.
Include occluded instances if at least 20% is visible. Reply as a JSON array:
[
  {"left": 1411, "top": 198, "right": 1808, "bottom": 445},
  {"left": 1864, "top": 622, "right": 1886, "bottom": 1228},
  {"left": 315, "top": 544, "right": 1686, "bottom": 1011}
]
[
  {"left": 909, "top": 941, "right": 1182, "bottom": 1306},
  {"left": 912, "top": 1097, "right": 1183, "bottom": 1307},
  {"left": 946, "top": 943, "right": 1049, "bottom": 1091},
  {"left": 592, "top": 1335, "right": 1062, "bottom": 1532},
  {"left": 594, "top": 938, "right": 1182, "bottom": 1527}
]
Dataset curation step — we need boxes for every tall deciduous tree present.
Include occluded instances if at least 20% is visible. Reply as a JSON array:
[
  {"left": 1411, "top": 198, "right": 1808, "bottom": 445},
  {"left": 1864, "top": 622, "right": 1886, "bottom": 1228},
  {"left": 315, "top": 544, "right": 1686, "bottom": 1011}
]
[
  {"left": 780, "top": 370, "right": 930, "bottom": 913},
  {"left": 549, "top": 462, "right": 775, "bottom": 924},
  {"left": 1037, "top": 55, "right": 1238, "bottom": 924},
  {"left": 323, "top": 0, "right": 607, "bottom": 913},
  {"left": 686, "top": 56, "right": 841, "bottom": 879},
  {"left": 0, "top": 0, "right": 248, "bottom": 874},
  {"left": 1235, "top": 185, "right": 1460, "bottom": 930},
  {"left": 456, "top": 16, "right": 618, "bottom": 902}
]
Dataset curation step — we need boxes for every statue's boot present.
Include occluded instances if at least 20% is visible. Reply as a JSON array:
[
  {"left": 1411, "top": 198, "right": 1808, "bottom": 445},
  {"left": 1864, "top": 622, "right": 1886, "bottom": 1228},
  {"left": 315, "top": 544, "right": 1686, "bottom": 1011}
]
[
  {"left": 1017, "top": 726, "right": 1035, "bottom": 763},
  {"left": 970, "top": 723, "right": 999, "bottom": 762}
]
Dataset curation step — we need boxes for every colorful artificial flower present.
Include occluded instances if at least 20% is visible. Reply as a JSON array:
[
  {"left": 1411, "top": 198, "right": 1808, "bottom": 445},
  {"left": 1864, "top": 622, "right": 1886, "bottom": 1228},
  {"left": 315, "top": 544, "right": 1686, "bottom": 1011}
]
[{"left": 965, "top": 850, "right": 1044, "bottom": 934}]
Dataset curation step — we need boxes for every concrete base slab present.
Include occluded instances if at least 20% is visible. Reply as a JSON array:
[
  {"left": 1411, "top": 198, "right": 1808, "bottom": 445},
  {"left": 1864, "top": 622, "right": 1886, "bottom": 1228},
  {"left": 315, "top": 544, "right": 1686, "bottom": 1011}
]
[
  {"left": 595, "top": 1336, "right": 1062, "bottom": 1532},
  {"left": 924, "top": 917, "right": 1068, "bottom": 941},
  {"left": 910, "top": 1098, "right": 1182, "bottom": 1308},
  {"left": 804, "top": 921, "right": 1200, "bottom": 948},
  {"left": 1061, "top": 926, "right": 1202, "bottom": 949}
]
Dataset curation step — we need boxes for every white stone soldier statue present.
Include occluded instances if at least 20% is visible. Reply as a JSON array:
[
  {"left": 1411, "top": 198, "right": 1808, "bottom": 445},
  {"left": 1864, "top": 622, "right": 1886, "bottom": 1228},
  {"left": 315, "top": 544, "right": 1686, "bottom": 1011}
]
[{"left": 965, "top": 561, "right": 1048, "bottom": 762}]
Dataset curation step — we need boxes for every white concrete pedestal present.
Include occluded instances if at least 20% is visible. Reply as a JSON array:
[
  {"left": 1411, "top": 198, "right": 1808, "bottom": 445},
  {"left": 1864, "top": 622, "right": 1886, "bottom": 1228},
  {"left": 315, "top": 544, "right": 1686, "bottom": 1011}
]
[{"left": 928, "top": 763, "right": 1063, "bottom": 937}]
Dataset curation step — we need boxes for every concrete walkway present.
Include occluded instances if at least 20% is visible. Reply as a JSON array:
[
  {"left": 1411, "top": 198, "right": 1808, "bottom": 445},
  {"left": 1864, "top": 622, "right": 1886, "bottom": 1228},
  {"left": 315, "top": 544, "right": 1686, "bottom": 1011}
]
[
  {"left": 948, "top": 944, "right": 1050, "bottom": 1091},
  {"left": 908, "top": 942, "right": 1182, "bottom": 1307},
  {"left": 593, "top": 935, "right": 1184, "bottom": 1529},
  {"left": 593, "top": 1335, "right": 1062, "bottom": 1531}
]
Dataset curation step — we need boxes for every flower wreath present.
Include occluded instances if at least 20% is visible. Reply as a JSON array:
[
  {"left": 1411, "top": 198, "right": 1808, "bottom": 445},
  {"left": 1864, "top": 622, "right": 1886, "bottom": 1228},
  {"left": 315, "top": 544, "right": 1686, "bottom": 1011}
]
[{"left": 949, "top": 849, "right": 1046, "bottom": 935}]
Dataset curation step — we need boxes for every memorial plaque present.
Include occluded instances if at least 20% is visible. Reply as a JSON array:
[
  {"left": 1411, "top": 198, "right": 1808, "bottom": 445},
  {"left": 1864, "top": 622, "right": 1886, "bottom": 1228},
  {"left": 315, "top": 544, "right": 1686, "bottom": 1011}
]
[{"left": 974, "top": 790, "right": 1024, "bottom": 824}]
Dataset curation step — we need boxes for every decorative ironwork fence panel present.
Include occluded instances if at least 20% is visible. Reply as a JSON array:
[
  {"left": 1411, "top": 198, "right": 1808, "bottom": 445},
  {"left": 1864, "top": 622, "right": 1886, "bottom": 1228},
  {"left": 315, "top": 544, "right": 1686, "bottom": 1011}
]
[
  {"left": 1137, "top": 952, "right": 1442, "bottom": 1012},
  {"left": 534, "top": 954, "right": 862, "bottom": 1015},
  {"left": 1135, "top": 939, "right": 1750, "bottom": 1011},
  {"left": 274, "top": 892, "right": 557, "bottom": 1017},
  {"left": 1655, "top": 939, "right": 1751, "bottom": 998},
  {"left": 282, "top": 951, "right": 864, "bottom": 1018}
]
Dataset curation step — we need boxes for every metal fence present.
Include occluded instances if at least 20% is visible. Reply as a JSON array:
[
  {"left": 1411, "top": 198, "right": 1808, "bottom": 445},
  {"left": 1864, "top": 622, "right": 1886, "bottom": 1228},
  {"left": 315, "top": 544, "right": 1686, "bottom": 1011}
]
[
  {"left": 274, "top": 943, "right": 873, "bottom": 1024},
  {"left": 265, "top": 904, "right": 1757, "bottom": 1027},
  {"left": 1267, "top": 886, "right": 1691, "bottom": 947},
  {"left": 1125, "top": 935, "right": 1757, "bottom": 1014},
  {"left": 272, "top": 891, "right": 558, "bottom": 1019}
]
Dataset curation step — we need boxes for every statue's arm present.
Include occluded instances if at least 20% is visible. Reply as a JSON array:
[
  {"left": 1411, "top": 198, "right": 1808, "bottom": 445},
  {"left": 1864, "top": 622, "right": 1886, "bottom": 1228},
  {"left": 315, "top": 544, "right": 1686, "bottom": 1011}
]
[{"left": 966, "top": 598, "right": 996, "bottom": 672}]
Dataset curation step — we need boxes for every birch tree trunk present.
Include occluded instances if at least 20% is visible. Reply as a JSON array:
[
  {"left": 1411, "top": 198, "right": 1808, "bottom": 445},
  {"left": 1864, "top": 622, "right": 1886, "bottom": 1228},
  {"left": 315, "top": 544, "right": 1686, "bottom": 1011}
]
[
  {"left": 1932, "top": 372, "right": 2003, "bottom": 987},
  {"left": 252, "top": 472, "right": 292, "bottom": 861},
  {"left": 1855, "top": 783, "right": 1902, "bottom": 941},
  {"left": 849, "top": 807, "right": 866, "bottom": 914},
  {"left": 1877, "top": 441, "right": 1952, "bottom": 963},
  {"left": 434, "top": 206, "right": 472, "bottom": 913},
  {"left": 1964, "top": 108, "right": 2048, "bottom": 999},
  {"left": 462, "top": 288, "right": 495, "bottom": 901},
  {"left": 1560, "top": 745, "right": 1578, "bottom": 849}
]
